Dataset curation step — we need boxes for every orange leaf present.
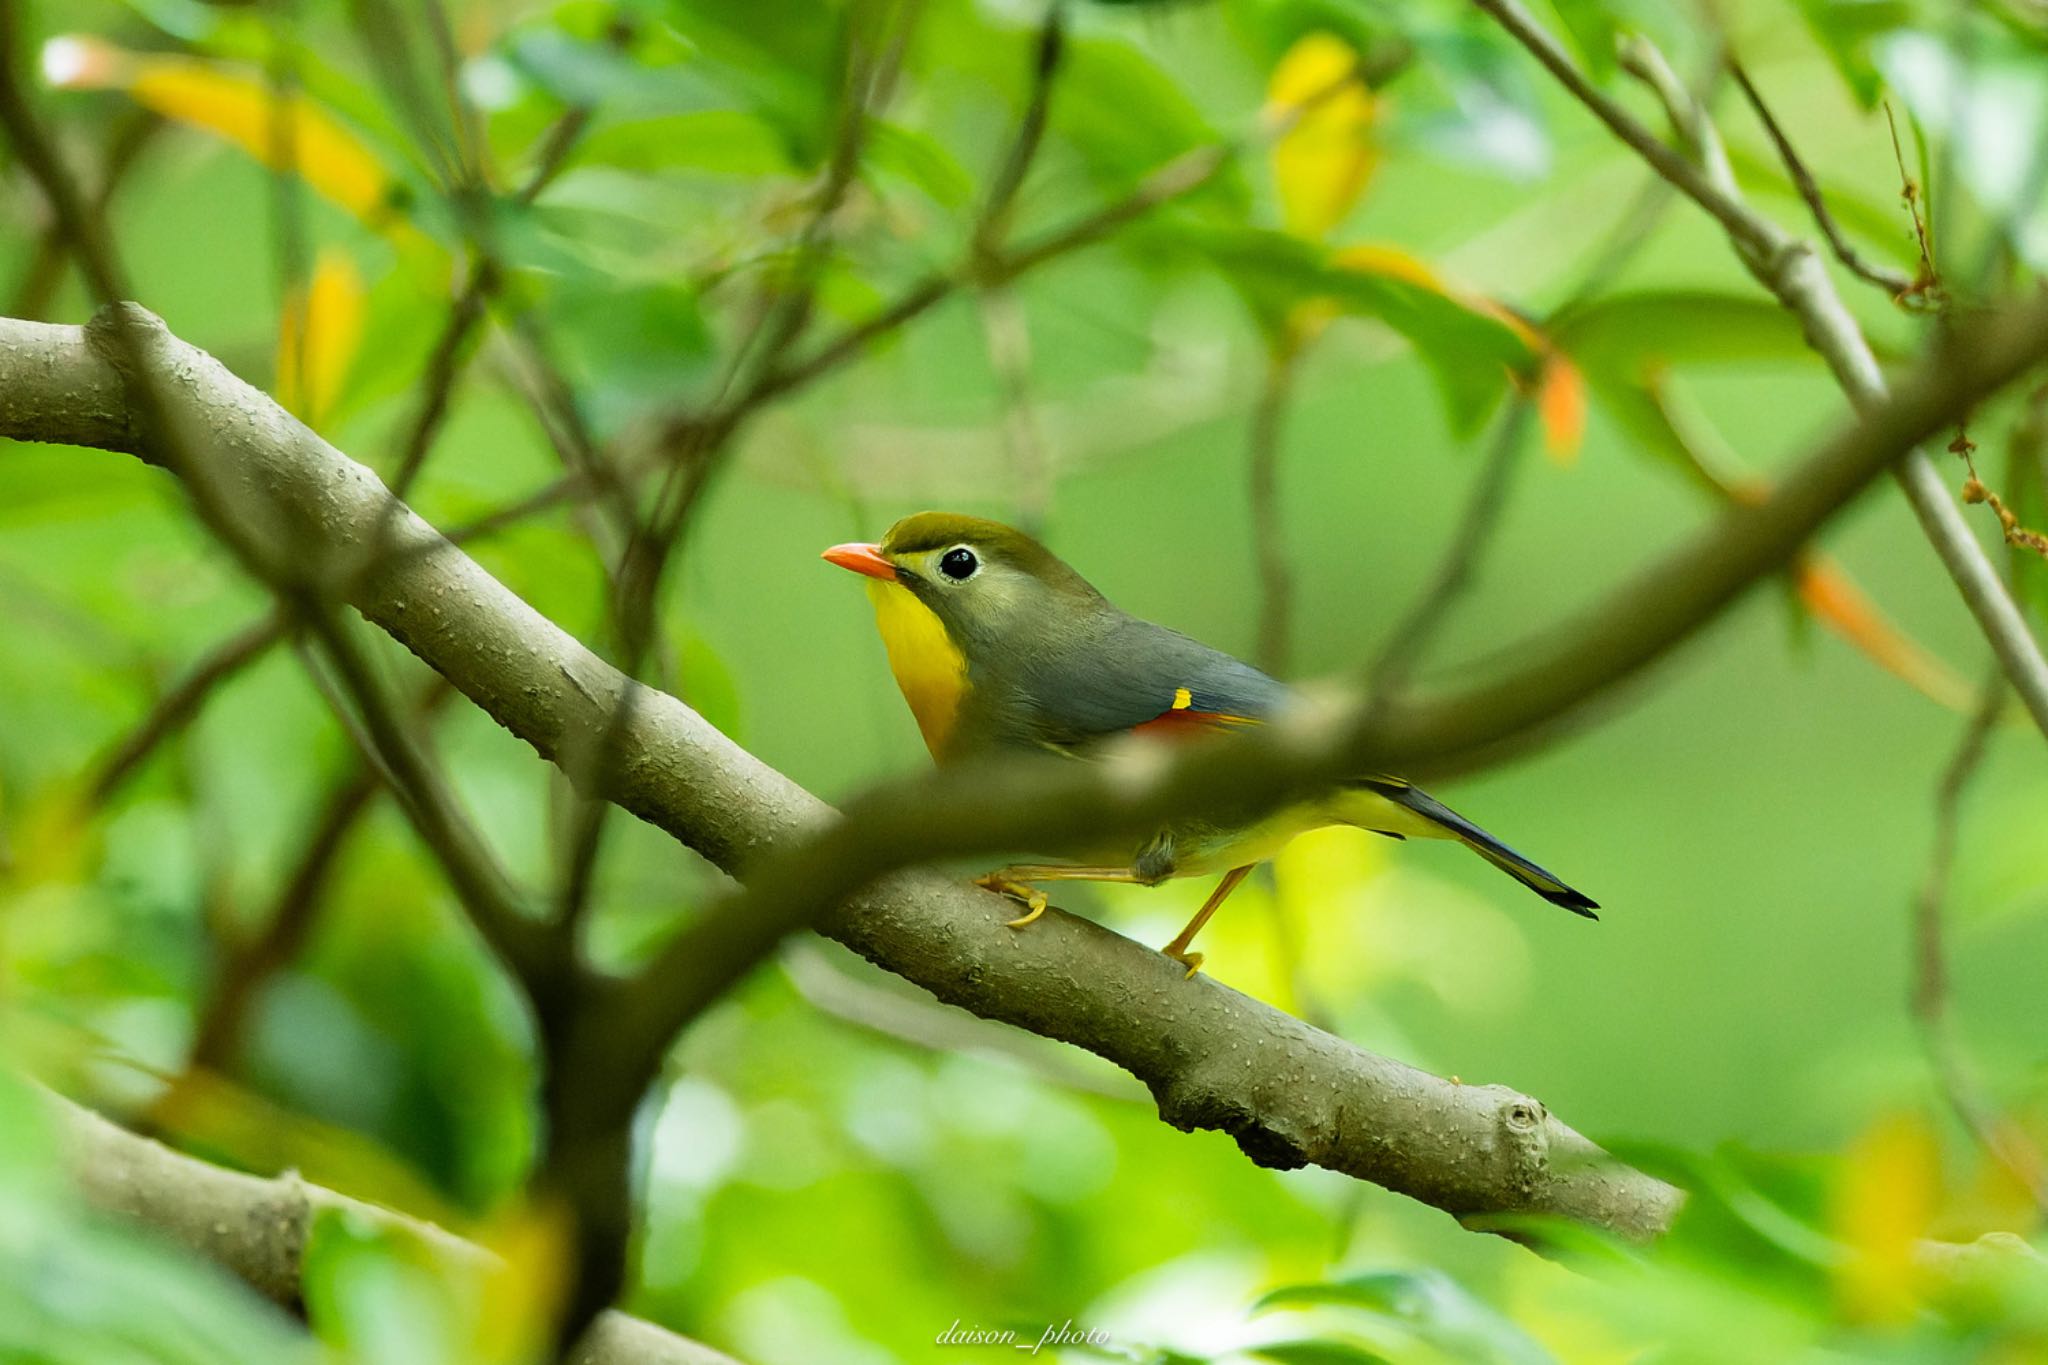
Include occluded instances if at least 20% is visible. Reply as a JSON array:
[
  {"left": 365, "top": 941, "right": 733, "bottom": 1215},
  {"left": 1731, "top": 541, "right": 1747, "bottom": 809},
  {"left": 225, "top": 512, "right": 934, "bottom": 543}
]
[
  {"left": 277, "top": 249, "right": 366, "bottom": 429},
  {"left": 43, "top": 36, "right": 398, "bottom": 228},
  {"left": 1797, "top": 561, "right": 1975, "bottom": 713},
  {"left": 1267, "top": 33, "right": 1379, "bottom": 240},
  {"left": 1536, "top": 351, "right": 1586, "bottom": 464}
]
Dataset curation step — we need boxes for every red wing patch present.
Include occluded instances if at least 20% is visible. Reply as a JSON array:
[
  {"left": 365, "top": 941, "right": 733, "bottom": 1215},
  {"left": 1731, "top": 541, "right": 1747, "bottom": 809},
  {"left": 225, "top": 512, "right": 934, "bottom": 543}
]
[{"left": 1128, "top": 687, "right": 1261, "bottom": 740}]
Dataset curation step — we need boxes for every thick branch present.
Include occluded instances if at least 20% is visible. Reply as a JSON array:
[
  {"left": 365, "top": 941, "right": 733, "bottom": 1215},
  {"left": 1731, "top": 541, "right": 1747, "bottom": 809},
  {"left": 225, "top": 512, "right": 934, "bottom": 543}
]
[
  {"left": 0, "top": 306, "right": 1688, "bottom": 1241},
  {"left": 42, "top": 1086, "right": 740, "bottom": 1365},
  {"left": 10, "top": 299, "right": 2048, "bottom": 1241}
]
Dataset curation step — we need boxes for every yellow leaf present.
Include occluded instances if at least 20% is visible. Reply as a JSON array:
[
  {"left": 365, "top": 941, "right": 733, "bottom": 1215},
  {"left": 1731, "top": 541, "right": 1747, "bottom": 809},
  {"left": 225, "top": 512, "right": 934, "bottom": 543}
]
[
  {"left": 473, "top": 1200, "right": 570, "bottom": 1363},
  {"left": 1796, "top": 560, "right": 1975, "bottom": 714},
  {"left": 277, "top": 248, "right": 366, "bottom": 429},
  {"left": 1332, "top": 243, "right": 1543, "bottom": 366},
  {"left": 4, "top": 785, "right": 94, "bottom": 889},
  {"left": 42, "top": 36, "right": 398, "bottom": 228},
  {"left": 1331, "top": 242, "right": 1444, "bottom": 292},
  {"left": 1268, "top": 33, "right": 1379, "bottom": 240},
  {"left": 1831, "top": 1111, "right": 1940, "bottom": 1324},
  {"left": 144, "top": 1069, "right": 463, "bottom": 1225}
]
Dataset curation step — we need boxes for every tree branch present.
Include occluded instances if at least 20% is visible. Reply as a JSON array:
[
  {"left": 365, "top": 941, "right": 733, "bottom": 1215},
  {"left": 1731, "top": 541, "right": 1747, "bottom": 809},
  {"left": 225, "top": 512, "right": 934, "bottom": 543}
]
[
  {"left": 40, "top": 1086, "right": 742, "bottom": 1365},
  {"left": 0, "top": 305, "right": 1695, "bottom": 1241},
  {"left": 12, "top": 295, "right": 2048, "bottom": 1242}
]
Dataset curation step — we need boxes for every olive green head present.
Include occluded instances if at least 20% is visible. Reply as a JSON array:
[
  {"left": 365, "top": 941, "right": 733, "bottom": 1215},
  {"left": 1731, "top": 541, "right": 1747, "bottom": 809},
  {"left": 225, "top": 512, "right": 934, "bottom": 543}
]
[{"left": 863, "top": 512, "right": 1105, "bottom": 654}]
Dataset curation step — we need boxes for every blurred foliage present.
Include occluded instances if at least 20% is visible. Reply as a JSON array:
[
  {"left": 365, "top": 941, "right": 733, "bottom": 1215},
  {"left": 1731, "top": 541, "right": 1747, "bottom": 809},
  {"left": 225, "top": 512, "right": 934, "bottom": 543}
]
[{"left": 1, "top": 0, "right": 2047, "bottom": 1362}]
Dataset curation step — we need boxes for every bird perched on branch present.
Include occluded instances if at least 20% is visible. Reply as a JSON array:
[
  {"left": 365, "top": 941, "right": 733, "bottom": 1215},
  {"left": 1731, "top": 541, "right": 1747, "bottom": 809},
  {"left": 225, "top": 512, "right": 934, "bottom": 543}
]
[{"left": 824, "top": 512, "right": 1596, "bottom": 976}]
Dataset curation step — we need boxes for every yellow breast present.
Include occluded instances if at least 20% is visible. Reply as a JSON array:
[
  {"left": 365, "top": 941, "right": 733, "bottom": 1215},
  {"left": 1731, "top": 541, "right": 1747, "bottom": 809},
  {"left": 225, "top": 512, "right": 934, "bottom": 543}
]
[{"left": 865, "top": 579, "right": 968, "bottom": 759}]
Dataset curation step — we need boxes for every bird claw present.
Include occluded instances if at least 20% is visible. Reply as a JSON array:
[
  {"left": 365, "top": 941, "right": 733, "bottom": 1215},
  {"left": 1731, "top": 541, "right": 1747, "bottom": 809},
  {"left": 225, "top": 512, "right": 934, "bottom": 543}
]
[
  {"left": 1004, "top": 891, "right": 1048, "bottom": 928},
  {"left": 1161, "top": 946, "right": 1204, "bottom": 979},
  {"left": 975, "top": 874, "right": 1049, "bottom": 929}
]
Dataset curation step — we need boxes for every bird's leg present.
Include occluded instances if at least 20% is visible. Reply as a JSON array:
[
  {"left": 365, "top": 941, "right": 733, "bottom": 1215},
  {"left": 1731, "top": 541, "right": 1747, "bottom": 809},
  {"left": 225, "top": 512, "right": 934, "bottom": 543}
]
[
  {"left": 974, "top": 864, "right": 1147, "bottom": 929},
  {"left": 1160, "top": 865, "right": 1253, "bottom": 979}
]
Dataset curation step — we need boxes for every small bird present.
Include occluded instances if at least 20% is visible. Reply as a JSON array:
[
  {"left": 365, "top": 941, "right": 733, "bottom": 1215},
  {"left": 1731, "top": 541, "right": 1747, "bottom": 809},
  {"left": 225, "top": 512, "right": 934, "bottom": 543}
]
[{"left": 823, "top": 512, "right": 1596, "bottom": 975}]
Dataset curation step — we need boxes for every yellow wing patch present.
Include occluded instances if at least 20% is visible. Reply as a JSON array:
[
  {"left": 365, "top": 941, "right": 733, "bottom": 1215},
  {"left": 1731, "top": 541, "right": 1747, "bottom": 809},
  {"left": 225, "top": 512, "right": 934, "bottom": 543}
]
[{"left": 1171, "top": 686, "right": 1193, "bottom": 710}]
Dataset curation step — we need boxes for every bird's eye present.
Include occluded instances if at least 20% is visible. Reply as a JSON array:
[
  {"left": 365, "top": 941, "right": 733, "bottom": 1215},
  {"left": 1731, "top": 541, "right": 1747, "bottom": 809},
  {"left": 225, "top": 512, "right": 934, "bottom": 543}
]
[{"left": 938, "top": 547, "right": 979, "bottom": 581}]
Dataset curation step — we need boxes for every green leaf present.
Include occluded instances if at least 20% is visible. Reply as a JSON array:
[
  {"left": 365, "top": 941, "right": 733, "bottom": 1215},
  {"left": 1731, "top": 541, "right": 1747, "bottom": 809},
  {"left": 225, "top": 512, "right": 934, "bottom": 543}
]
[
  {"left": 1545, "top": 0, "right": 1623, "bottom": 76},
  {"left": 1602, "top": 1139, "right": 1844, "bottom": 1297},
  {"left": 1797, "top": 0, "right": 1922, "bottom": 108},
  {"left": 1550, "top": 290, "right": 1813, "bottom": 373},
  {"left": 1256, "top": 1269, "right": 1555, "bottom": 1365},
  {"left": 543, "top": 276, "right": 716, "bottom": 426},
  {"left": 679, "top": 627, "right": 744, "bottom": 742},
  {"left": 1577, "top": 370, "right": 1746, "bottom": 496},
  {"left": 664, "top": 0, "right": 842, "bottom": 164},
  {"left": 301, "top": 1208, "right": 464, "bottom": 1365},
  {"left": 1248, "top": 1339, "right": 1395, "bottom": 1365},
  {"left": 865, "top": 120, "right": 976, "bottom": 209},
  {"left": 1184, "top": 226, "right": 1532, "bottom": 433},
  {"left": 1544, "top": 0, "right": 1697, "bottom": 78},
  {"left": 572, "top": 110, "right": 795, "bottom": 177},
  {"left": 1054, "top": 31, "right": 1248, "bottom": 211},
  {"left": 503, "top": 28, "right": 729, "bottom": 115}
]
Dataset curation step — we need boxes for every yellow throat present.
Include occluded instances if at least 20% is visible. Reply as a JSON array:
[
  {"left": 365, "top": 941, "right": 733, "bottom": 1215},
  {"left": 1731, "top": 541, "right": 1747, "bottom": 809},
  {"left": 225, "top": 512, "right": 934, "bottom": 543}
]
[{"left": 865, "top": 578, "right": 968, "bottom": 759}]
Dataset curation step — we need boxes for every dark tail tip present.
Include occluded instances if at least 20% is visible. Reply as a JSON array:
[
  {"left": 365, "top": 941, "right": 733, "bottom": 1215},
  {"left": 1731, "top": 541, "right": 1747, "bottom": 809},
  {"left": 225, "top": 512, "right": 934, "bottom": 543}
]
[{"left": 1539, "top": 886, "right": 1600, "bottom": 920}]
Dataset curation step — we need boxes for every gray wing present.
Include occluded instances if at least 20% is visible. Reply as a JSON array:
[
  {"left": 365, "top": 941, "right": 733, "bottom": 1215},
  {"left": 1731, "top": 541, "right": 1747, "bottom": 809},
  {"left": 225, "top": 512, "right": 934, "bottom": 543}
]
[{"left": 1016, "top": 613, "right": 1291, "bottom": 749}]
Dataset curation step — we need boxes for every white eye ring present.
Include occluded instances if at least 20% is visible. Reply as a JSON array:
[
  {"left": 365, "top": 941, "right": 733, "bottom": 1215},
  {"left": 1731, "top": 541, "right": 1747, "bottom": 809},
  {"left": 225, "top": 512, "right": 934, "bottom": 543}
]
[{"left": 937, "top": 546, "right": 980, "bottom": 582}]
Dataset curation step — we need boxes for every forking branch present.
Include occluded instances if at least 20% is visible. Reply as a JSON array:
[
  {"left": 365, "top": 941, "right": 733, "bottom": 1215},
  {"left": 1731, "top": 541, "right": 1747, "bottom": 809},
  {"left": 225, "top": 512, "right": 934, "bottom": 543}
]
[
  {"left": 1467, "top": 0, "right": 2048, "bottom": 743},
  {"left": 4, "top": 279, "right": 2048, "bottom": 1247}
]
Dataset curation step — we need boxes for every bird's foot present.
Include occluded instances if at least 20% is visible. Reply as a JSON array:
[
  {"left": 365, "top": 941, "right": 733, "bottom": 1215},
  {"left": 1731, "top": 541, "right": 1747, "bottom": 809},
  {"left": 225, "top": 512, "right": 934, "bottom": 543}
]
[
  {"left": 1160, "top": 944, "right": 1205, "bottom": 979},
  {"left": 974, "top": 873, "right": 1049, "bottom": 928}
]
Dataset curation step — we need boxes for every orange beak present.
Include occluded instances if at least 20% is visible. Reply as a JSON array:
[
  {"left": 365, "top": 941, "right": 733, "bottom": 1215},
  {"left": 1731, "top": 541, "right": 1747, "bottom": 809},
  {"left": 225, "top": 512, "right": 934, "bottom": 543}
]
[{"left": 822, "top": 541, "right": 897, "bottom": 582}]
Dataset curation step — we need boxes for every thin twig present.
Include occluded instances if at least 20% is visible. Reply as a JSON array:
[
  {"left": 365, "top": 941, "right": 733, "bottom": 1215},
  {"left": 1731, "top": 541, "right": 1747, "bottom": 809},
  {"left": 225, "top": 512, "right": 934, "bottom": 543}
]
[
  {"left": 294, "top": 604, "right": 547, "bottom": 977},
  {"left": 390, "top": 259, "right": 496, "bottom": 496},
  {"left": 1365, "top": 165, "right": 1672, "bottom": 699},
  {"left": 180, "top": 680, "right": 455, "bottom": 1083},
  {"left": 1885, "top": 103, "right": 1943, "bottom": 307},
  {"left": 1469, "top": 1, "right": 1771, "bottom": 258},
  {"left": 967, "top": 7, "right": 1070, "bottom": 536},
  {"left": 1369, "top": 401, "right": 1532, "bottom": 696},
  {"left": 971, "top": 1, "right": 1065, "bottom": 261},
  {"left": 1912, "top": 671, "right": 2048, "bottom": 1215},
  {"left": 1249, "top": 336, "right": 1303, "bottom": 675},
  {"left": 752, "top": 58, "right": 1364, "bottom": 409},
  {"left": 1876, "top": 104, "right": 2048, "bottom": 560},
  {"left": 189, "top": 768, "right": 379, "bottom": 1071},
  {"left": 80, "top": 57, "right": 603, "bottom": 799},
  {"left": 87, "top": 611, "right": 288, "bottom": 804},
  {"left": 1728, "top": 60, "right": 1915, "bottom": 297},
  {"left": 978, "top": 287, "right": 1054, "bottom": 535},
  {"left": 421, "top": 0, "right": 490, "bottom": 190},
  {"left": 9, "top": 109, "right": 158, "bottom": 320},
  {"left": 265, "top": 3, "right": 312, "bottom": 417},
  {"left": 345, "top": 0, "right": 464, "bottom": 191}
]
